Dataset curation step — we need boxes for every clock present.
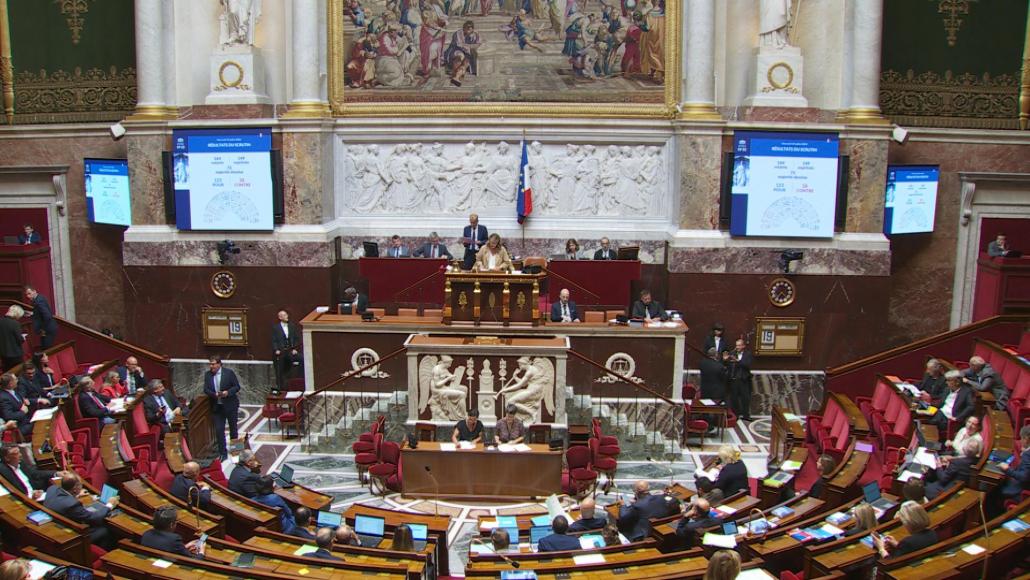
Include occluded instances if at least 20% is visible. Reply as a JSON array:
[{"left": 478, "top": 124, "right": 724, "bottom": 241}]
[
  {"left": 211, "top": 271, "right": 237, "bottom": 299},
  {"left": 768, "top": 278, "right": 796, "bottom": 307}
]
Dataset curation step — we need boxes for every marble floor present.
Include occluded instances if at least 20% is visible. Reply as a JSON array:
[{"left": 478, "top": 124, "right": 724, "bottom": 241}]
[{"left": 236, "top": 404, "right": 774, "bottom": 577}]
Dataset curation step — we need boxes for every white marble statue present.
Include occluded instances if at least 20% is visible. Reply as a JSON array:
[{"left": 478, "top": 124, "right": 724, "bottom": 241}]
[
  {"left": 496, "top": 357, "right": 555, "bottom": 424},
  {"left": 418, "top": 355, "right": 469, "bottom": 421},
  {"left": 219, "top": 0, "right": 262, "bottom": 47},
  {"left": 759, "top": 0, "right": 792, "bottom": 49}
]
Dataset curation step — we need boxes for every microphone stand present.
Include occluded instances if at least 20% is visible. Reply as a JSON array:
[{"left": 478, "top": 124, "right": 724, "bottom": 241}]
[
  {"left": 469, "top": 537, "right": 521, "bottom": 569},
  {"left": 423, "top": 466, "right": 440, "bottom": 517}
]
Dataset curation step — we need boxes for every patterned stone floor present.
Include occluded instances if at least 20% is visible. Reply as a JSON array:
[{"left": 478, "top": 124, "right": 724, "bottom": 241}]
[{"left": 238, "top": 404, "right": 773, "bottom": 577}]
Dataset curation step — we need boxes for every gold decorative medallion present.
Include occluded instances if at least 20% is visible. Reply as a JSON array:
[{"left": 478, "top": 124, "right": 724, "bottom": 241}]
[
  {"left": 217, "top": 61, "right": 247, "bottom": 90},
  {"left": 458, "top": 291, "right": 468, "bottom": 311},
  {"left": 766, "top": 62, "right": 798, "bottom": 92},
  {"left": 768, "top": 278, "right": 796, "bottom": 308},
  {"left": 487, "top": 292, "right": 496, "bottom": 308},
  {"left": 516, "top": 291, "right": 527, "bottom": 311},
  {"left": 211, "top": 271, "right": 237, "bottom": 299}
]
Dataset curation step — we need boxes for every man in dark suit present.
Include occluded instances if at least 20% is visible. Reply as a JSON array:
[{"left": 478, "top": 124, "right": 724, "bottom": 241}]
[
  {"left": 537, "top": 515, "right": 581, "bottom": 552},
  {"left": 116, "top": 356, "right": 148, "bottom": 396},
  {"left": 963, "top": 355, "right": 1008, "bottom": 410},
  {"left": 24, "top": 286, "right": 57, "bottom": 349},
  {"left": 462, "top": 213, "right": 488, "bottom": 270},
  {"left": 141, "top": 506, "right": 205, "bottom": 558},
  {"left": 0, "top": 305, "right": 24, "bottom": 372},
  {"left": 385, "top": 234, "right": 411, "bottom": 258},
  {"left": 310, "top": 527, "right": 342, "bottom": 560},
  {"left": 171, "top": 461, "right": 212, "bottom": 510},
  {"left": 272, "top": 310, "right": 301, "bottom": 391},
  {"left": 617, "top": 480, "right": 670, "bottom": 541},
  {"left": 17, "top": 224, "right": 41, "bottom": 245},
  {"left": 593, "top": 237, "right": 617, "bottom": 260},
  {"left": 414, "top": 232, "right": 454, "bottom": 260},
  {"left": 702, "top": 323, "right": 732, "bottom": 358},
  {"left": 0, "top": 372, "right": 33, "bottom": 437},
  {"left": 550, "top": 288, "right": 580, "bottom": 323},
  {"left": 142, "top": 379, "right": 180, "bottom": 435},
  {"left": 987, "top": 233, "right": 1014, "bottom": 257},
  {"left": 290, "top": 507, "right": 317, "bottom": 540},
  {"left": 568, "top": 498, "right": 607, "bottom": 532},
  {"left": 0, "top": 444, "right": 54, "bottom": 499},
  {"left": 339, "top": 287, "right": 368, "bottom": 315},
  {"left": 254, "top": 475, "right": 296, "bottom": 534},
  {"left": 630, "top": 290, "right": 669, "bottom": 321},
  {"left": 675, "top": 497, "right": 720, "bottom": 547},
  {"left": 76, "top": 377, "right": 115, "bottom": 425},
  {"left": 931, "top": 371, "right": 975, "bottom": 431},
  {"left": 925, "top": 439, "right": 979, "bottom": 499},
  {"left": 999, "top": 425, "right": 1030, "bottom": 503},
  {"left": 228, "top": 450, "right": 261, "bottom": 498},
  {"left": 724, "top": 339, "right": 754, "bottom": 421},
  {"left": 44, "top": 472, "right": 117, "bottom": 549},
  {"left": 917, "top": 359, "right": 948, "bottom": 406},
  {"left": 18, "top": 363, "right": 50, "bottom": 404},
  {"left": 204, "top": 356, "right": 241, "bottom": 459},
  {"left": 699, "top": 348, "right": 728, "bottom": 402}
]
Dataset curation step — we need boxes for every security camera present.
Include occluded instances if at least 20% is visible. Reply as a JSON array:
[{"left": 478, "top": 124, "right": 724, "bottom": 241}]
[
  {"left": 110, "top": 122, "right": 126, "bottom": 140},
  {"left": 778, "top": 250, "right": 804, "bottom": 274},
  {"left": 216, "top": 240, "right": 241, "bottom": 264}
]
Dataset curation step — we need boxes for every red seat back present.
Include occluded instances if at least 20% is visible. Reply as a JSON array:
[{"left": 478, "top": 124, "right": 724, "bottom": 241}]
[
  {"left": 53, "top": 347, "right": 78, "bottom": 377},
  {"left": 566, "top": 446, "right": 591, "bottom": 470},
  {"left": 130, "top": 404, "right": 150, "bottom": 436},
  {"left": 380, "top": 441, "right": 400, "bottom": 466},
  {"left": 1014, "top": 372, "right": 1030, "bottom": 400}
]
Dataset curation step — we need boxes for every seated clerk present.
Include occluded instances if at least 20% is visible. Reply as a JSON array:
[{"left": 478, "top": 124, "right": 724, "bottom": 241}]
[
  {"left": 253, "top": 475, "right": 296, "bottom": 534},
  {"left": 495, "top": 404, "right": 525, "bottom": 445},
  {"left": 141, "top": 506, "right": 205, "bottom": 558},
  {"left": 452, "top": 409, "right": 483, "bottom": 444},
  {"left": 808, "top": 454, "right": 837, "bottom": 500},
  {"left": 339, "top": 287, "right": 368, "bottom": 315},
  {"left": 943, "top": 416, "right": 982, "bottom": 456},
  {"left": 917, "top": 359, "right": 948, "bottom": 406},
  {"left": 289, "top": 507, "right": 317, "bottom": 540},
  {"left": 616, "top": 480, "right": 669, "bottom": 542},
  {"left": 696, "top": 445, "right": 749, "bottom": 497},
  {"left": 929, "top": 370, "right": 974, "bottom": 432},
  {"left": 630, "top": 289, "right": 669, "bottom": 321},
  {"left": 844, "top": 503, "right": 879, "bottom": 537},
  {"left": 171, "top": 461, "right": 211, "bottom": 510},
  {"left": 537, "top": 515, "right": 581, "bottom": 552},
  {"left": 998, "top": 424, "right": 1030, "bottom": 503},
  {"left": 310, "top": 527, "right": 342, "bottom": 561},
  {"left": 550, "top": 288, "right": 580, "bottom": 323},
  {"left": 98, "top": 371, "right": 127, "bottom": 399},
  {"left": 142, "top": 378, "right": 181, "bottom": 435},
  {"left": 675, "top": 497, "right": 720, "bottom": 547},
  {"left": 228, "top": 450, "right": 262, "bottom": 498},
  {"left": 76, "top": 377, "right": 116, "bottom": 425},
  {"left": 0, "top": 372, "right": 34, "bottom": 437},
  {"left": 873, "top": 501, "right": 937, "bottom": 559},
  {"left": 0, "top": 444, "right": 54, "bottom": 499},
  {"left": 924, "top": 439, "right": 980, "bottom": 500},
  {"left": 44, "top": 472, "right": 118, "bottom": 550},
  {"left": 569, "top": 497, "right": 607, "bottom": 532}
]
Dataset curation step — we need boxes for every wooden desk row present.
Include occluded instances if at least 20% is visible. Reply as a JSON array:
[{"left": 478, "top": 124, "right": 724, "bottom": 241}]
[{"left": 343, "top": 502, "right": 452, "bottom": 575}]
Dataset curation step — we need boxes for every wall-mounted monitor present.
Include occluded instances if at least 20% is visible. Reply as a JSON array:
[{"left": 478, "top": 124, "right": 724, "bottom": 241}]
[
  {"left": 170, "top": 127, "right": 277, "bottom": 231},
  {"left": 84, "top": 158, "right": 131, "bottom": 227},
  {"left": 883, "top": 165, "right": 939, "bottom": 235},
  {"left": 729, "top": 131, "right": 841, "bottom": 238}
]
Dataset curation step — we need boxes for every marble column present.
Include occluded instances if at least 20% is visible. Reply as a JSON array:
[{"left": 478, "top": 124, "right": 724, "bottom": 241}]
[
  {"left": 129, "top": 0, "right": 173, "bottom": 119},
  {"left": 283, "top": 0, "right": 330, "bottom": 117},
  {"left": 838, "top": 0, "right": 888, "bottom": 124},
  {"left": 679, "top": 0, "right": 720, "bottom": 119}
]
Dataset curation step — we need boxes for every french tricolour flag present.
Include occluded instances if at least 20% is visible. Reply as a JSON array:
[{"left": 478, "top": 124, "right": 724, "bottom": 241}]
[{"left": 516, "top": 139, "right": 533, "bottom": 224}]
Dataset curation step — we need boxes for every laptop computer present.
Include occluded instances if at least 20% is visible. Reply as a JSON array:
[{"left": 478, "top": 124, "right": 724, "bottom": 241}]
[
  {"left": 2, "top": 236, "right": 19, "bottom": 245},
  {"left": 354, "top": 514, "right": 385, "bottom": 548},
  {"left": 529, "top": 525, "right": 551, "bottom": 549},
  {"left": 862, "top": 481, "right": 896, "bottom": 512},
  {"left": 315, "top": 510, "right": 342, "bottom": 529},
  {"left": 913, "top": 422, "right": 942, "bottom": 451},
  {"left": 271, "top": 464, "right": 295, "bottom": 488},
  {"left": 406, "top": 522, "right": 429, "bottom": 551}
]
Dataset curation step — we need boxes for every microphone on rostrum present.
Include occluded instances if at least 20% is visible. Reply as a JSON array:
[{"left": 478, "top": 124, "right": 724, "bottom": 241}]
[
  {"left": 424, "top": 465, "right": 440, "bottom": 517},
  {"left": 470, "top": 537, "right": 521, "bottom": 568}
]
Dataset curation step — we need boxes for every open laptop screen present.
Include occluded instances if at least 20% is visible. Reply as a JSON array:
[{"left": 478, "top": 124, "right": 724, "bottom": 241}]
[
  {"left": 406, "top": 523, "right": 428, "bottom": 541},
  {"left": 355, "top": 514, "right": 385, "bottom": 536},
  {"left": 316, "top": 511, "right": 342, "bottom": 528},
  {"left": 862, "top": 481, "right": 881, "bottom": 503}
]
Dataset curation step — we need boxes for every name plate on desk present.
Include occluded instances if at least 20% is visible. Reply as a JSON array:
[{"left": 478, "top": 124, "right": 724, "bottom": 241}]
[{"left": 202, "top": 307, "right": 249, "bottom": 346}]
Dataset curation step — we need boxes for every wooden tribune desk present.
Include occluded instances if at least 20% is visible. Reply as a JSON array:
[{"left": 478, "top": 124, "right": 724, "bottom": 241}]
[
  {"left": 444, "top": 271, "right": 544, "bottom": 325},
  {"left": 401, "top": 441, "right": 561, "bottom": 501}
]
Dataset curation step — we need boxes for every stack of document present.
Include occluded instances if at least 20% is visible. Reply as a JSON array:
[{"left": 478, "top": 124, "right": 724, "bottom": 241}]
[
  {"left": 497, "top": 444, "right": 516, "bottom": 453},
  {"left": 439, "top": 443, "right": 457, "bottom": 451},
  {"left": 513, "top": 443, "right": 532, "bottom": 452},
  {"left": 458, "top": 441, "right": 476, "bottom": 450},
  {"left": 701, "top": 533, "right": 737, "bottom": 548},
  {"left": 780, "top": 459, "right": 803, "bottom": 471},
  {"left": 30, "top": 407, "right": 58, "bottom": 422},
  {"left": 912, "top": 448, "right": 937, "bottom": 469}
]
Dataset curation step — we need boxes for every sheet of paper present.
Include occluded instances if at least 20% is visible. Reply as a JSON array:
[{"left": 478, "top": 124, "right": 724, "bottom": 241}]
[
  {"left": 716, "top": 505, "right": 737, "bottom": 515},
  {"left": 701, "top": 533, "right": 737, "bottom": 549},
  {"left": 695, "top": 468, "right": 719, "bottom": 480},
  {"left": 700, "top": 399, "right": 717, "bottom": 406},
  {"left": 497, "top": 444, "right": 515, "bottom": 453},
  {"left": 513, "top": 443, "right": 532, "bottom": 452},
  {"left": 284, "top": 391, "right": 302, "bottom": 399},
  {"left": 30, "top": 407, "right": 58, "bottom": 422},
  {"left": 780, "top": 460, "right": 803, "bottom": 471},
  {"left": 572, "top": 554, "right": 606, "bottom": 565},
  {"left": 736, "top": 569, "right": 777, "bottom": 580},
  {"left": 896, "top": 470, "right": 922, "bottom": 482},
  {"left": 28, "top": 559, "right": 57, "bottom": 580},
  {"left": 545, "top": 494, "right": 568, "bottom": 520},
  {"left": 480, "top": 520, "right": 499, "bottom": 530},
  {"left": 913, "top": 448, "right": 937, "bottom": 469},
  {"left": 458, "top": 441, "right": 475, "bottom": 450},
  {"left": 294, "top": 544, "right": 318, "bottom": 556},
  {"left": 579, "top": 535, "right": 604, "bottom": 549},
  {"left": 469, "top": 543, "right": 495, "bottom": 554},
  {"left": 820, "top": 523, "right": 845, "bottom": 536},
  {"left": 782, "top": 413, "right": 800, "bottom": 422},
  {"left": 961, "top": 543, "right": 986, "bottom": 555},
  {"left": 151, "top": 559, "right": 173, "bottom": 569},
  {"left": 0, "top": 485, "right": 8, "bottom": 497},
  {"left": 438, "top": 443, "right": 457, "bottom": 451}
]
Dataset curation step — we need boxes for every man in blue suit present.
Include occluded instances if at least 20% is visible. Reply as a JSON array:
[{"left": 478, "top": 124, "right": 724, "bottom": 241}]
[
  {"left": 204, "top": 356, "right": 241, "bottom": 459},
  {"left": 537, "top": 515, "right": 581, "bottom": 552},
  {"left": 17, "top": 224, "right": 41, "bottom": 245},
  {"left": 385, "top": 235, "right": 411, "bottom": 258},
  {"left": 414, "top": 232, "right": 454, "bottom": 260},
  {"left": 617, "top": 480, "right": 672, "bottom": 541},
  {"left": 461, "top": 213, "right": 488, "bottom": 270},
  {"left": 253, "top": 475, "right": 296, "bottom": 534},
  {"left": 550, "top": 288, "right": 580, "bottom": 323},
  {"left": 24, "top": 286, "right": 57, "bottom": 348},
  {"left": 44, "top": 472, "right": 117, "bottom": 549},
  {"left": 1000, "top": 425, "right": 1030, "bottom": 503}
]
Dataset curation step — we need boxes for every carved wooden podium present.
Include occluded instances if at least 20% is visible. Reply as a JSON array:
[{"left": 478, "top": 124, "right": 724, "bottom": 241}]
[{"left": 443, "top": 272, "right": 544, "bottom": 326}]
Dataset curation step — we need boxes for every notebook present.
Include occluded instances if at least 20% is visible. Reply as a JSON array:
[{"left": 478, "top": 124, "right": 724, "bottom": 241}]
[
  {"left": 862, "top": 481, "right": 896, "bottom": 513},
  {"left": 354, "top": 514, "right": 385, "bottom": 547},
  {"left": 272, "top": 464, "right": 295, "bottom": 488},
  {"left": 315, "top": 510, "right": 342, "bottom": 528}
]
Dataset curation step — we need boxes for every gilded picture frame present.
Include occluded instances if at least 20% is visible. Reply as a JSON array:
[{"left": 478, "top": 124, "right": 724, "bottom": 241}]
[{"left": 327, "top": 0, "right": 681, "bottom": 118}]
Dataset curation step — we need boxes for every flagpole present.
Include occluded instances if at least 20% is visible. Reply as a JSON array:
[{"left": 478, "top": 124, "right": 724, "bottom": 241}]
[{"left": 521, "top": 129, "right": 527, "bottom": 257}]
